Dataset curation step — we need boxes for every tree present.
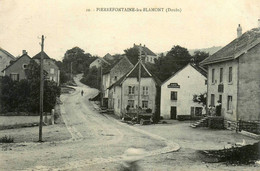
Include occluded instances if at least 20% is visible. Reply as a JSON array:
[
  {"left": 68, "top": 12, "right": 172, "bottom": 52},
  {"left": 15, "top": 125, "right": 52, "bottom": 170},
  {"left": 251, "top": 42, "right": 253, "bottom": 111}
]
[
  {"left": 192, "top": 51, "right": 209, "bottom": 65},
  {"left": 193, "top": 92, "right": 207, "bottom": 106},
  {"left": 147, "top": 45, "right": 192, "bottom": 82},
  {"left": 124, "top": 47, "right": 139, "bottom": 65}
]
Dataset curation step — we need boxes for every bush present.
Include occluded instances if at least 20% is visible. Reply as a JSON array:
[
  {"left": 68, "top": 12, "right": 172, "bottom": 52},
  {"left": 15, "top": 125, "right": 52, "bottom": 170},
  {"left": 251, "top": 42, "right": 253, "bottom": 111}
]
[{"left": 0, "top": 135, "right": 14, "bottom": 143}]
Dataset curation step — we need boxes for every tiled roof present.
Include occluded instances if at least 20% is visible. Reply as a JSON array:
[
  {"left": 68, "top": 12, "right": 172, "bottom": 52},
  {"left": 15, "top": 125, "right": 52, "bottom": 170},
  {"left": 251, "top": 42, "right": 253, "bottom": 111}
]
[
  {"left": 134, "top": 45, "right": 157, "bottom": 56},
  {"left": 0, "top": 47, "right": 16, "bottom": 60},
  {"left": 108, "top": 60, "right": 161, "bottom": 89},
  {"left": 2, "top": 54, "right": 31, "bottom": 72},
  {"left": 102, "top": 55, "right": 132, "bottom": 75},
  {"left": 32, "top": 51, "right": 51, "bottom": 59},
  {"left": 201, "top": 28, "right": 260, "bottom": 65}
]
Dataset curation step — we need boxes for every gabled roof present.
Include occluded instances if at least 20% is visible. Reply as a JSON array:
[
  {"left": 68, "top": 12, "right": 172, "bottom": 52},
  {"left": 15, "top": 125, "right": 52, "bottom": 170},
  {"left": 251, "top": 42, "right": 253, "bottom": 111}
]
[
  {"left": 2, "top": 54, "right": 31, "bottom": 72},
  {"left": 161, "top": 63, "right": 207, "bottom": 85},
  {"left": 102, "top": 56, "right": 125, "bottom": 74},
  {"left": 32, "top": 51, "right": 51, "bottom": 59},
  {"left": 90, "top": 57, "right": 111, "bottom": 66},
  {"left": 134, "top": 44, "right": 157, "bottom": 56},
  {"left": 108, "top": 59, "right": 161, "bottom": 89},
  {"left": 0, "top": 47, "right": 16, "bottom": 60},
  {"left": 201, "top": 28, "right": 260, "bottom": 65}
]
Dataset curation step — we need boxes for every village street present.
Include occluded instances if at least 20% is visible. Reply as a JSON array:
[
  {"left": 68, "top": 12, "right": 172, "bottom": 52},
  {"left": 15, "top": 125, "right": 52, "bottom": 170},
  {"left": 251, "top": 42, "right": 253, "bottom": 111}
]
[
  {"left": 0, "top": 76, "right": 179, "bottom": 171},
  {"left": 0, "top": 75, "right": 259, "bottom": 171}
]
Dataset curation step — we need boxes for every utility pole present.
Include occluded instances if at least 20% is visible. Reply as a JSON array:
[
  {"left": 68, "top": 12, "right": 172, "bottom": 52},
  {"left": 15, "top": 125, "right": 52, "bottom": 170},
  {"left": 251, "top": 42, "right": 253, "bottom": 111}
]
[
  {"left": 39, "top": 35, "right": 44, "bottom": 142},
  {"left": 100, "top": 64, "right": 103, "bottom": 107},
  {"left": 137, "top": 46, "right": 142, "bottom": 120}
]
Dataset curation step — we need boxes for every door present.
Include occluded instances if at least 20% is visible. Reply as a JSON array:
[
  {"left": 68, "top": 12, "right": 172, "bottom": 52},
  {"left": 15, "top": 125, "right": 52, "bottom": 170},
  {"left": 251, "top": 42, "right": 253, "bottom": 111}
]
[{"left": 170, "top": 106, "right": 177, "bottom": 119}]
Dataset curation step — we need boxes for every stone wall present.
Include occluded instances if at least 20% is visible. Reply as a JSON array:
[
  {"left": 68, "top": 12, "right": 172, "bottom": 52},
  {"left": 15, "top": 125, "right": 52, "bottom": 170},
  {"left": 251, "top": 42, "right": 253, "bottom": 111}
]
[{"left": 237, "top": 44, "right": 260, "bottom": 121}]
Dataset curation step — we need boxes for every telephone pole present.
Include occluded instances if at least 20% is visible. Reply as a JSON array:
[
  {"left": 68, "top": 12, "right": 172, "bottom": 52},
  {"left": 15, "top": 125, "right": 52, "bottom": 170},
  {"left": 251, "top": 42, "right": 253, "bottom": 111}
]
[
  {"left": 39, "top": 35, "right": 44, "bottom": 142},
  {"left": 137, "top": 46, "right": 142, "bottom": 120}
]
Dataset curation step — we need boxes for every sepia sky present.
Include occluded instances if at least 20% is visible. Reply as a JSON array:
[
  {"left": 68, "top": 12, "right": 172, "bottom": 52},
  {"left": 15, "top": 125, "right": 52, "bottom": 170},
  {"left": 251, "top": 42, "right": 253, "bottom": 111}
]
[{"left": 0, "top": 0, "right": 259, "bottom": 60}]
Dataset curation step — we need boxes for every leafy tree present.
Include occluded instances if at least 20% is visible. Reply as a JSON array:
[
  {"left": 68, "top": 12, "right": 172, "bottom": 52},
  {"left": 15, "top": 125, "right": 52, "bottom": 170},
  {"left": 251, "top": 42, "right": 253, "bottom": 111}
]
[
  {"left": 124, "top": 47, "right": 139, "bottom": 65},
  {"left": 193, "top": 92, "right": 207, "bottom": 106},
  {"left": 147, "top": 45, "right": 192, "bottom": 82},
  {"left": 192, "top": 51, "right": 209, "bottom": 65}
]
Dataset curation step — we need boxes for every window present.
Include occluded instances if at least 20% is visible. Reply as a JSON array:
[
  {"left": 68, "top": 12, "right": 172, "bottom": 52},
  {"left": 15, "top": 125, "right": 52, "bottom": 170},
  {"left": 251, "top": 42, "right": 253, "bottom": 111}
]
[
  {"left": 118, "top": 99, "right": 120, "bottom": 109},
  {"left": 10, "top": 73, "right": 19, "bottom": 81},
  {"left": 195, "top": 107, "right": 203, "bottom": 116},
  {"left": 114, "top": 76, "right": 117, "bottom": 81},
  {"left": 142, "top": 101, "right": 148, "bottom": 109},
  {"left": 50, "top": 68, "right": 54, "bottom": 74},
  {"left": 128, "top": 86, "right": 135, "bottom": 95},
  {"left": 210, "top": 94, "right": 215, "bottom": 106},
  {"left": 143, "top": 86, "right": 148, "bottom": 95},
  {"left": 227, "top": 96, "right": 233, "bottom": 111},
  {"left": 220, "top": 68, "right": 223, "bottom": 83},
  {"left": 212, "top": 69, "right": 215, "bottom": 83},
  {"left": 171, "top": 91, "right": 177, "bottom": 100},
  {"left": 22, "top": 64, "right": 27, "bottom": 69},
  {"left": 128, "top": 100, "right": 134, "bottom": 108},
  {"left": 228, "top": 67, "right": 232, "bottom": 82},
  {"left": 219, "top": 95, "right": 222, "bottom": 103}
]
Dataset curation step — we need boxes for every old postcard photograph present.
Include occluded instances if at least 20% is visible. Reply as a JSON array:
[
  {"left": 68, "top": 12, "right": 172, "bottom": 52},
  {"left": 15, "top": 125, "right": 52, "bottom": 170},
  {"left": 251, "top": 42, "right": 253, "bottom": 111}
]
[{"left": 0, "top": 0, "right": 259, "bottom": 170}]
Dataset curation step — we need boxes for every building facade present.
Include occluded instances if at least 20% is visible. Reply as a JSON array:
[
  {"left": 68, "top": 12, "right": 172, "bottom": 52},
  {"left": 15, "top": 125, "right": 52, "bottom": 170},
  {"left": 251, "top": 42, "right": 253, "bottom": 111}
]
[
  {"left": 201, "top": 26, "right": 260, "bottom": 129},
  {"left": 107, "top": 60, "right": 161, "bottom": 118},
  {"left": 89, "top": 58, "right": 110, "bottom": 68},
  {"left": 0, "top": 47, "right": 16, "bottom": 76},
  {"left": 102, "top": 56, "right": 134, "bottom": 104},
  {"left": 33, "top": 51, "right": 60, "bottom": 85},
  {"left": 160, "top": 63, "right": 207, "bottom": 119},
  {"left": 133, "top": 44, "right": 158, "bottom": 64},
  {"left": 2, "top": 51, "right": 31, "bottom": 81}
]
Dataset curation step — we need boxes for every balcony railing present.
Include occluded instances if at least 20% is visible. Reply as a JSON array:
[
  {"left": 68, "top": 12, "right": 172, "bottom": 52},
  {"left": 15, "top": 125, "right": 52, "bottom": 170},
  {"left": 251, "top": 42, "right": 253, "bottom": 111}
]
[{"left": 218, "top": 84, "right": 224, "bottom": 93}]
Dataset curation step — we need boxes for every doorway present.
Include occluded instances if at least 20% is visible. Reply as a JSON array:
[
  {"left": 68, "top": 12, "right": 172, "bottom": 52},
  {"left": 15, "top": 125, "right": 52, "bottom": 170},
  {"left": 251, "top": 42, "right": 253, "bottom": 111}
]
[{"left": 170, "top": 106, "right": 177, "bottom": 119}]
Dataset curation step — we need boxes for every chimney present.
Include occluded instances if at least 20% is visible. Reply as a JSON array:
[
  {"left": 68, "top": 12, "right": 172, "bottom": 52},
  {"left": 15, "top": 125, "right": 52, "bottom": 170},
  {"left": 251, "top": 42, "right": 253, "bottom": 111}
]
[
  {"left": 134, "top": 43, "right": 136, "bottom": 47},
  {"left": 143, "top": 44, "right": 146, "bottom": 47},
  {"left": 22, "top": 50, "right": 27, "bottom": 55},
  {"left": 237, "top": 24, "right": 242, "bottom": 38},
  {"left": 258, "top": 19, "right": 260, "bottom": 28}
]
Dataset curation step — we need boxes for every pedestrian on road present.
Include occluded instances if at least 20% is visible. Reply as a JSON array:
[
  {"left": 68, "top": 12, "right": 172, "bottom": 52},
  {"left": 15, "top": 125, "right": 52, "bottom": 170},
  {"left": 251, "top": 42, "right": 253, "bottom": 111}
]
[{"left": 81, "top": 90, "right": 84, "bottom": 96}]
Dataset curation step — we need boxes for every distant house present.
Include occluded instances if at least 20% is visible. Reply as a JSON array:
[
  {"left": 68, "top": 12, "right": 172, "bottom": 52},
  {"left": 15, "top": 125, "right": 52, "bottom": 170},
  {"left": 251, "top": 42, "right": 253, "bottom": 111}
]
[
  {"left": 89, "top": 58, "right": 110, "bottom": 68},
  {"left": 0, "top": 47, "right": 16, "bottom": 76},
  {"left": 200, "top": 25, "right": 260, "bottom": 130},
  {"left": 32, "top": 51, "right": 60, "bottom": 85},
  {"left": 160, "top": 63, "right": 207, "bottom": 120},
  {"left": 2, "top": 50, "right": 31, "bottom": 81},
  {"left": 102, "top": 56, "right": 134, "bottom": 107},
  {"left": 107, "top": 59, "right": 161, "bottom": 118},
  {"left": 133, "top": 44, "right": 158, "bottom": 64}
]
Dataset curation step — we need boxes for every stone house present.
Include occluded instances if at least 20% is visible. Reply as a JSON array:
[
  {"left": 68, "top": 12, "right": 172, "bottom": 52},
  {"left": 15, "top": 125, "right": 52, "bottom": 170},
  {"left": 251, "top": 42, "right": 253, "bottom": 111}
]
[
  {"left": 32, "top": 51, "right": 60, "bottom": 86},
  {"left": 2, "top": 50, "right": 31, "bottom": 81},
  {"left": 102, "top": 56, "right": 134, "bottom": 107},
  {"left": 200, "top": 25, "right": 260, "bottom": 130},
  {"left": 160, "top": 63, "right": 207, "bottom": 120},
  {"left": 133, "top": 44, "right": 158, "bottom": 64},
  {"left": 0, "top": 47, "right": 16, "bottom": 76},
  {"left": 107, "top": 59, "right": 161, "bottom": 118},
  {"left": 89, "top": 58, "right": 110, "bottom": 68}
]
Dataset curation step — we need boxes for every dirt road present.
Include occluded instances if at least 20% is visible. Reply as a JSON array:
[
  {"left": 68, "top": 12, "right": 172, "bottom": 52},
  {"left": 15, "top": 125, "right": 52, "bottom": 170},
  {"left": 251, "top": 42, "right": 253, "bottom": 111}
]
[{"left": 0, "top": 75, "right": 179, "bottom": 171}]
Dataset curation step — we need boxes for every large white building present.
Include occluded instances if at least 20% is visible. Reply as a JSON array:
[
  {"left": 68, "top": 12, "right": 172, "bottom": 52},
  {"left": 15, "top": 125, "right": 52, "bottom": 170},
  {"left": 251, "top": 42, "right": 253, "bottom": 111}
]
[{"left": 160, "top": 63, "right": 207, "bottom": 119}]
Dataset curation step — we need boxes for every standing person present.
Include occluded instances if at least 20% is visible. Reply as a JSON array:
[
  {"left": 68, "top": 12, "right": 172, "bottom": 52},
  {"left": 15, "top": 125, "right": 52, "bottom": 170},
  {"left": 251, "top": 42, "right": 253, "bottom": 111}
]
[
  {"left": 81, "top": 90, "right": 84, "bottom": 96},
  {"left": 216, "top": 100, "right": 222, "bottom": 116}
]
